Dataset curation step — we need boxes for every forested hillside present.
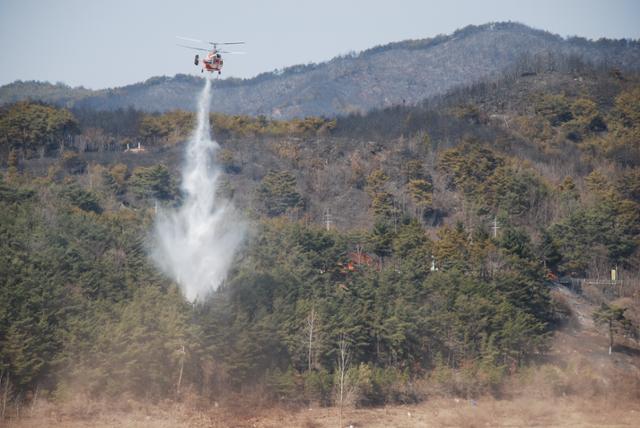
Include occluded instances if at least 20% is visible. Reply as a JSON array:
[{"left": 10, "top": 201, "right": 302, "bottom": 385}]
[
  {"left": 2, "top": 22, "right": 640, "bottom": 118},
  {"left": 1, "top": 58, "right": 640, "bottom": 417}
]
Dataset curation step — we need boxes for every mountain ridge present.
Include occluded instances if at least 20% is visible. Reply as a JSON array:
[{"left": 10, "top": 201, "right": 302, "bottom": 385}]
[{"left": 2, "top": 22, "right": 640, "bottom": 118}]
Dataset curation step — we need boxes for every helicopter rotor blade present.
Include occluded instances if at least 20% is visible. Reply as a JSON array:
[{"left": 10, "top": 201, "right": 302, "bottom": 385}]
[
  {"left": 210, "top": 41, "right": 245, "bottom": 46},
  {"left": 177, "top": 36, "right": 206, "bottom": 44},
  {"left": 219, "top": 50, "right": 246, "bottom": 54},
  {"left": 177, "top": 44, "right": 209, "bottom": 52}
]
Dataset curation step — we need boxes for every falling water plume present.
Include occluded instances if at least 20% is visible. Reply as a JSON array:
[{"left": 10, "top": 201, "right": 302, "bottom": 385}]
[{"left": 152, "top": 77, "right": 244, "bottom": 302}]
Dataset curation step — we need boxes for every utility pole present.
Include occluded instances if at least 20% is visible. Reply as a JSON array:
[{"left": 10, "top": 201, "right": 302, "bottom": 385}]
[
  {"left": 355, "top": 244, "right": 364, "bottom": 264},
  {"left": 492, "top": 216, "right": 500, "bottom": 238},
  {"left": 430, "top": 255, "right": 438, "bottom": 272},
  {"left": 324, "top": 208, "right": 333, "bottom": 231}
]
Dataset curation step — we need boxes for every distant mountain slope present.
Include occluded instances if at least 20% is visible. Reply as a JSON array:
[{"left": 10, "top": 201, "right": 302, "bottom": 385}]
[{"left": 2, "top": 22, "right": 640, "bottom": 118}]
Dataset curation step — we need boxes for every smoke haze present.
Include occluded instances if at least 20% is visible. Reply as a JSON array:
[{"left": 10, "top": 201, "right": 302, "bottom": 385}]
[{"left": 152, "top": 77, "right": 244, "bottom": 302}]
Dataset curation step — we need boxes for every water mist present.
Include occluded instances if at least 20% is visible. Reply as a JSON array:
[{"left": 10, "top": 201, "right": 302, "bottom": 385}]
[{"left": 152, "top": 77, "right": 244, "bottom": 302}]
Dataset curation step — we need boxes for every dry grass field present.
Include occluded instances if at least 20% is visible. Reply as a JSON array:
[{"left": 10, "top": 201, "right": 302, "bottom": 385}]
[{"left": 6, "top": 395, "right": 640, "bottom": 428}]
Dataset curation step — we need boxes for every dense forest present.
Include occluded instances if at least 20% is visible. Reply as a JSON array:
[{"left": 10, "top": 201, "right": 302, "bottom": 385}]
[{"left": 1, "top": 62, "right": 639, "bottom": 413}]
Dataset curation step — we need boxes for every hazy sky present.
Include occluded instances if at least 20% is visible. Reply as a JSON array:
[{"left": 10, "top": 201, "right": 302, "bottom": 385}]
[{"left": 1, "top": 0, "right": 639, "bottom": 89}]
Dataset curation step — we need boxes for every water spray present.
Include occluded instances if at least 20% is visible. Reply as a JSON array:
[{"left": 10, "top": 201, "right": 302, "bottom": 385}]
[{"left": 152, "top": 76, "right": 244, "bottom": 302}]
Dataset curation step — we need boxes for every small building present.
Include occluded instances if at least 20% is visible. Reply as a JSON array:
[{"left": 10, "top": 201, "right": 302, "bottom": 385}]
[{"left": 125, "top": 142, "right": 146, "bottom": 154}]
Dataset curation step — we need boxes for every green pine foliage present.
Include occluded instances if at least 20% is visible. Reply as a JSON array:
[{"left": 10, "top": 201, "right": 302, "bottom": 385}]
[
  {"left": 256, "top": 170, "right": 303, "bottom": 216},
  {"left": 0, "top": 102, "right": 79, "bottom": 155},
  {"left": 129, "top": 164, "right": 175, "bottom": 201},
  {"left": 547, "top": 172, "right": 640, "bottom": 275},
  {"left": 0, "top": 174, "right": 171, "bottom": 394},
  {"left": 438, "top": 143, "right": 549, "bottom": 219}
]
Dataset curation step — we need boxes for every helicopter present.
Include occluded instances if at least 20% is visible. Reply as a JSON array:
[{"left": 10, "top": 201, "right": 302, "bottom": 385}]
[{"left": 177, "top": 36, "right": 245, "bottom": 75}]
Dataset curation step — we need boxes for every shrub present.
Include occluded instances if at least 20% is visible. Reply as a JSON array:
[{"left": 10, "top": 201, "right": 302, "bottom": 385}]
[
  {"left": 303, "top": 369, "right": 333, "bottom": 406},
  {"left": 264, "top": 367, "right": 303, "bottom": 404},
  {"left": 60, "top": 185, "right": 102, "bottom": 214},
  {"left": 61, "top": 152, "right": 87, "bottom": 174}
]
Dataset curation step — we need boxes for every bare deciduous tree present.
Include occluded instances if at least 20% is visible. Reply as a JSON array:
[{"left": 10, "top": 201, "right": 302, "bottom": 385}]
[
  {"left": 176, "top": 344, "right": 186, "bottom": 396},
  {"left": 336, "top": 333, "right": 351, "bottom": 428},
  {"left": 1, "top": 370, "right": 12, "bottom": 421},
  {"left": 306, "top": 306, "right": 317, "bottom": 372}
]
